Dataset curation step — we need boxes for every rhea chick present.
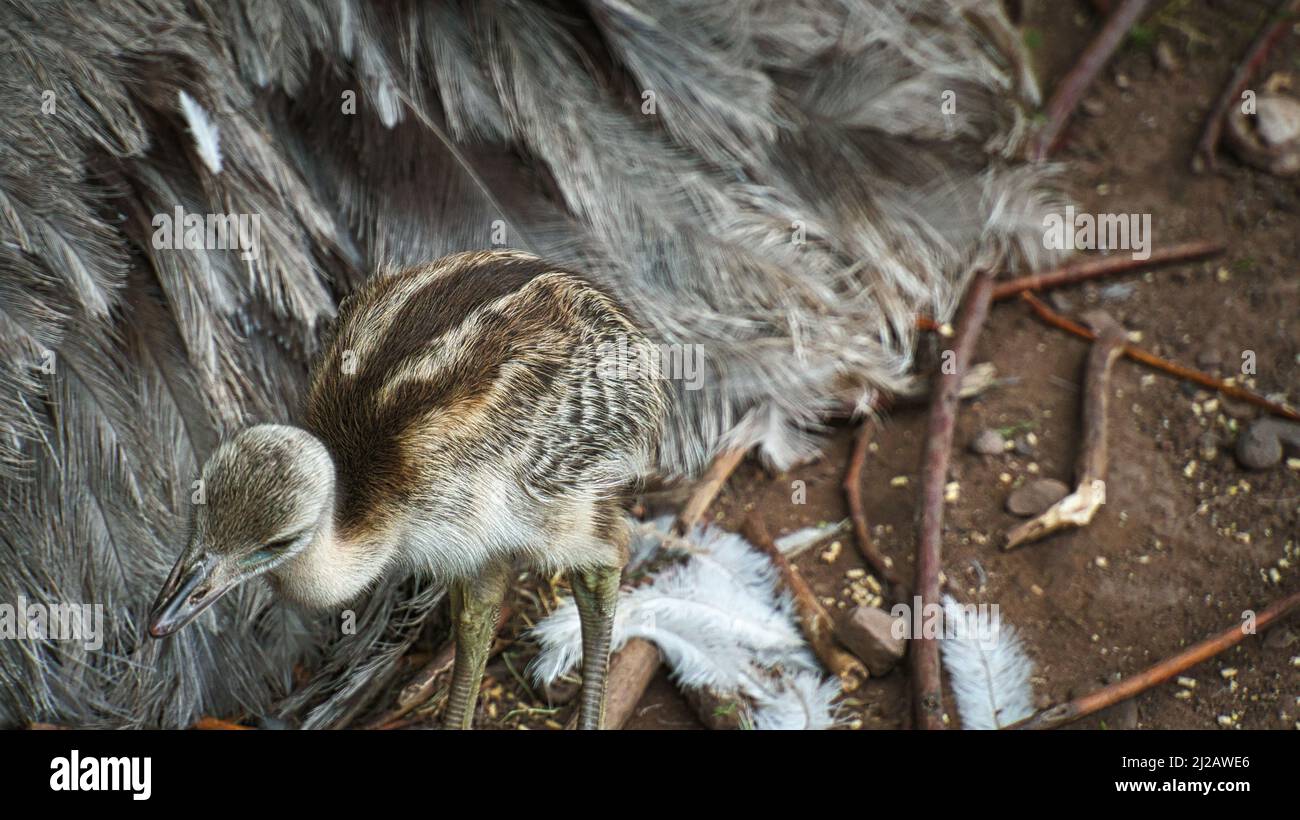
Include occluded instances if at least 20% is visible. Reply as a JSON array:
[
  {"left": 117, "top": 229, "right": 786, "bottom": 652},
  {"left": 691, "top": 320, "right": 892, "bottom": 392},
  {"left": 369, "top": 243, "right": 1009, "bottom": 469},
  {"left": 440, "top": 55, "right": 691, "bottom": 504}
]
[{"left": 148, "top": 251, "right": 667, "bottom": 729}]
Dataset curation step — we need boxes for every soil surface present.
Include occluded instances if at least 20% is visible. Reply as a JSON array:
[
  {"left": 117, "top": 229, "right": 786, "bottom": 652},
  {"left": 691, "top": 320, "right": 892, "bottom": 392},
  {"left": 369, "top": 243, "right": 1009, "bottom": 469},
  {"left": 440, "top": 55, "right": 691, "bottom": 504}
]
[{"left": 382, "top": 0, "right": 1299, "bottom": 731}]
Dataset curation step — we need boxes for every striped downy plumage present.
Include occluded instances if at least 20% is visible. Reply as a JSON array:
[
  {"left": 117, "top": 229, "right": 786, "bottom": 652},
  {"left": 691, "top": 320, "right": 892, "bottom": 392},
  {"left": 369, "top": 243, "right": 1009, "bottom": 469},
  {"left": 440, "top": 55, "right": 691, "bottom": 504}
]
[
  {"left": 0, "top": 0, "right": 1061, "bottom": 727},
  {"left": 148, "top": 252, "right": 666, "bottom": 728}
]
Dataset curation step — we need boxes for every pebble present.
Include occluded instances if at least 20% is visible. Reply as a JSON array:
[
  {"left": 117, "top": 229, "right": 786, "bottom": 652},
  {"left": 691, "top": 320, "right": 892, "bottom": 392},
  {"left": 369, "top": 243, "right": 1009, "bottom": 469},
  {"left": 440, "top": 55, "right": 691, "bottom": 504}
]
[
  {"left": 1006, "top": 478, "right": 1070, "bottom": 517},
  {"left": 1235, "top": 418, "right": 1300, "bottom": 470},
  {"left": 970, "top": 428, "right": 1005, "bottom": 456},
  {"left": 837, "top": 606, "right": 907, "bottom": 676},
  {"left": 1014, "top": 436, "right": 1037, "bottom": 457}
]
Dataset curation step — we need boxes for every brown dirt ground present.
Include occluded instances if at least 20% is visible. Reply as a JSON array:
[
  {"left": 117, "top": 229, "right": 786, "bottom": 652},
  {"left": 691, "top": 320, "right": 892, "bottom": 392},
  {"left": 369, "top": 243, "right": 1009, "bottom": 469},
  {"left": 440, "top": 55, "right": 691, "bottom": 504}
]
[{"left": 382, "top": 0, "right": 1299, "bottom": 731}]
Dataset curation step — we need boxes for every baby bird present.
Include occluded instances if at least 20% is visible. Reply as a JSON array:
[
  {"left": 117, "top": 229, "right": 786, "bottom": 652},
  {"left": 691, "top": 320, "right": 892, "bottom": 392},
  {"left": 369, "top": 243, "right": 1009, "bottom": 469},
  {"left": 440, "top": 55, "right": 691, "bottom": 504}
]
[{"left": 148, "top": 251, "right": 667, "bottom": 729}]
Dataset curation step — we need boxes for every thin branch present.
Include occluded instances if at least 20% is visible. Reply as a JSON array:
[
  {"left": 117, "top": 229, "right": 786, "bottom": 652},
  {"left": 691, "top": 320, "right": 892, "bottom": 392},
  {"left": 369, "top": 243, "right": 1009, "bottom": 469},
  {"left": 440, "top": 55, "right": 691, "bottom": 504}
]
[
  {"left": 1193, "top": 0, "right": 1300, "bottom": 173},
  {"left": 912, "top": 271, "right": 996, "bottom": 729},
  {"left": 674, "top": 446, "right": 747, "bottom": 535},
  {"left": 743, "top": 514, "right": 867, "bottom": 692},
  {"left": 1011, "top": 587, "right": 1300, "bottom": 729},
  {"left": 1020, "top": 292, "right": 1300, "bottom": 421},
  {"left": 1030, "top": 0, "right": 1156, "bottom": 160},
  {"left": 843, "top": 421, "right": 909, "bottom": 603},
  {"left": 991, "top": 240, "right": 1225, "bottom": 301},
  {"left": 1006, "top": 311, "right": 1127, "bottom": 549}
]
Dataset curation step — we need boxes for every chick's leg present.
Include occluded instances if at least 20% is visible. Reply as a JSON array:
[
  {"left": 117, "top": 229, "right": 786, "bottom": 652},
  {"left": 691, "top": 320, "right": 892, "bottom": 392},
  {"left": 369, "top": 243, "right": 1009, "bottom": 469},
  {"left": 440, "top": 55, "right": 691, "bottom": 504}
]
[
  {"left": 569, "top": 562, "right": 622, "bottom": 730},
  {"left": 444, "top": 562, "right": 509, "bottom": 729}
]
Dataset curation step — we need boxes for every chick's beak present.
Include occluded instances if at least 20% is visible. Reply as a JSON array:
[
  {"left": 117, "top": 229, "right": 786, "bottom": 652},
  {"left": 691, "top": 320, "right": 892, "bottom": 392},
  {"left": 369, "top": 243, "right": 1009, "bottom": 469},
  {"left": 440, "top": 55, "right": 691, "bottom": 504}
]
[{"left": 148, "top": 552, "right": 235, "bottom": 638}]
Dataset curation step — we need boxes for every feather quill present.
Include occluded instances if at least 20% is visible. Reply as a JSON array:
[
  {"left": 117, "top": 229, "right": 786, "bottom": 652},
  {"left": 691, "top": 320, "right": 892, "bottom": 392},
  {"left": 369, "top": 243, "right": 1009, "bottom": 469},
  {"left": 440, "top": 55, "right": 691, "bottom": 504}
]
[{"left": 178, "top": 91, "right": 223, "bottom": 174}]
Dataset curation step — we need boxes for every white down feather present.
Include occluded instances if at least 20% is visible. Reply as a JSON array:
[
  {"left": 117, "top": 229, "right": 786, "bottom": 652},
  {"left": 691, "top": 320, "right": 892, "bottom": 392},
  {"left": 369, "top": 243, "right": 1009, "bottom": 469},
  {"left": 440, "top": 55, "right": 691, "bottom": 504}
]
[{"left": 530, "top": 518, "right": 840, "bottom": 729}]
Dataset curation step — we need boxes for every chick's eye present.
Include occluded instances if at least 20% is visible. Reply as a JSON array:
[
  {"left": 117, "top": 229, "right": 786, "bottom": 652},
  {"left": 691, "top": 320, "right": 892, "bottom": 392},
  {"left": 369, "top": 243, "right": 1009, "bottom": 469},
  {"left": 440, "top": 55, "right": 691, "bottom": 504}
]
[
  {"left": 241, "top": 534, "right": 299, "bottom": 567},
  {"left": 265, "top": 535, "right": 298, "bottom": 551}
]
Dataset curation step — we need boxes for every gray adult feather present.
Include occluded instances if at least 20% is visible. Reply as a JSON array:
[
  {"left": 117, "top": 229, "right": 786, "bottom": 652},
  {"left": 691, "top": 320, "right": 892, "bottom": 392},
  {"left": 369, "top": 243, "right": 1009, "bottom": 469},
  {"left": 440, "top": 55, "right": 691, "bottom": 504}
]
[{"left": 0, "top": 0, "right": 1058, "bottom": 727}]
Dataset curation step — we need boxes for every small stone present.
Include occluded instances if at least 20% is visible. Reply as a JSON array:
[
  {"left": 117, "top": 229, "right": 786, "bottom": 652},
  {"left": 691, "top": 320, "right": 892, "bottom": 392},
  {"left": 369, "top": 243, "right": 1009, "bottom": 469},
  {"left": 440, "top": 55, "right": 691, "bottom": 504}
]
[
  {"left": 890, "top": 475, "right": 909, "bottom": 487},
  {"left": 1220, "top": 667, "right": 1238, "bottom": 680},
  {"left": 1006, "top": 478, "right": 1070, "bottom": 517},
  {"left": 838, "top": 606, "right": 907, "bottom": 676},
  {"left": 1235, "top": 418, "right": 1300, "bottom": 470},
  {"left": 1082, "top": 97, "right": 1106, "bottom": 117},
  {"left": 1177, "top": 676, "right": 1197, "bottom": 689},
  {"left": 1014, "top": 436, "right": 1037, "bottom": 457},
  {"left": 970, "top": 428, "right": 1005, "bottom": 456},
  {"left": 1094, "top": 556, "right": 1109, "bottom": 569}
]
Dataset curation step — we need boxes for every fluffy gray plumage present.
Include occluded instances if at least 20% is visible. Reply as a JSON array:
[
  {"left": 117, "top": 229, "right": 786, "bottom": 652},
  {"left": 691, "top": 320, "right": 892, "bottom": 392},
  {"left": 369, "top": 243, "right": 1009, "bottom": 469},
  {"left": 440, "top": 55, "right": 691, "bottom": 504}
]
[{"left": 0, "top": 0, "right": 1058, "bottom": 727}]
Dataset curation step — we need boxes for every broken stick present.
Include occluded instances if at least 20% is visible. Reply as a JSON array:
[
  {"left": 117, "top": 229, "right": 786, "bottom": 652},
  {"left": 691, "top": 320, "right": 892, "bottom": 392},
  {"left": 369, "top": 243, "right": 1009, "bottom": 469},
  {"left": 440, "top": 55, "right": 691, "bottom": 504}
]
[
  {"left": 1020, "top": 292, "right": 1300, "bottom": 422},
  {"left": 1010, "top": 587, "right": 1300, "bottom": 730},
  {"left": 991, "top": 240, "right": 1224, "bottom": 301},
  {"left": 1029, "top": 0, "right": 1155, "bottom": 160},
  {"left": 742, "top": 514, "right": 867, "bottom": 692},
  {"left": 1006, "top": 311, "right": 1127, "bottom": 549},
  {"left": 674, "top": 445, "right": 747, "bottom": 535}
]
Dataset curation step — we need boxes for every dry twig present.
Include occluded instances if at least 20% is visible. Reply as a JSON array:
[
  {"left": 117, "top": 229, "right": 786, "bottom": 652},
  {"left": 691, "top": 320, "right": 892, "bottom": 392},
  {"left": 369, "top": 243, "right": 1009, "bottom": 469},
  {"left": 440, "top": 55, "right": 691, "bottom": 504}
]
[
  {"left": 1030, "top": 0, "right": 1156, "bottom": 160},
  {"left": 1021, "top": 292, "right": 1300, "bottom": 421},
  {"left": 742, "top": 514, "right": 867, "bottom": 691},
  {"left": 991, "top": 240, "right": 1225, "bottom": 300},
  {"left": 674, "top": 446, "right": 748, "bottom": 534},
  {"left": 843, "top": 421, "right": 908, "bottom": 603},
  {"left": 1011, "top": 587, "right": 1300, "bottom": 729},
  {"left": 912, "top": 271, "right": 996, "bottom": 729},
  {"left": 1006, "top": 311, "right": 1127, "bottom": 549}
]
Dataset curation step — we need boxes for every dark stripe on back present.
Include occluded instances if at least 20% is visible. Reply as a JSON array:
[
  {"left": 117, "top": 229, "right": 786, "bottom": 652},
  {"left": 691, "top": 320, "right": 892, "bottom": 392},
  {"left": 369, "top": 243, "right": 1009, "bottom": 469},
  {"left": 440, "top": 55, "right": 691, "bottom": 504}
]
[{"left": 304, "top": 253, "right": 587, "bottom": 534}]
